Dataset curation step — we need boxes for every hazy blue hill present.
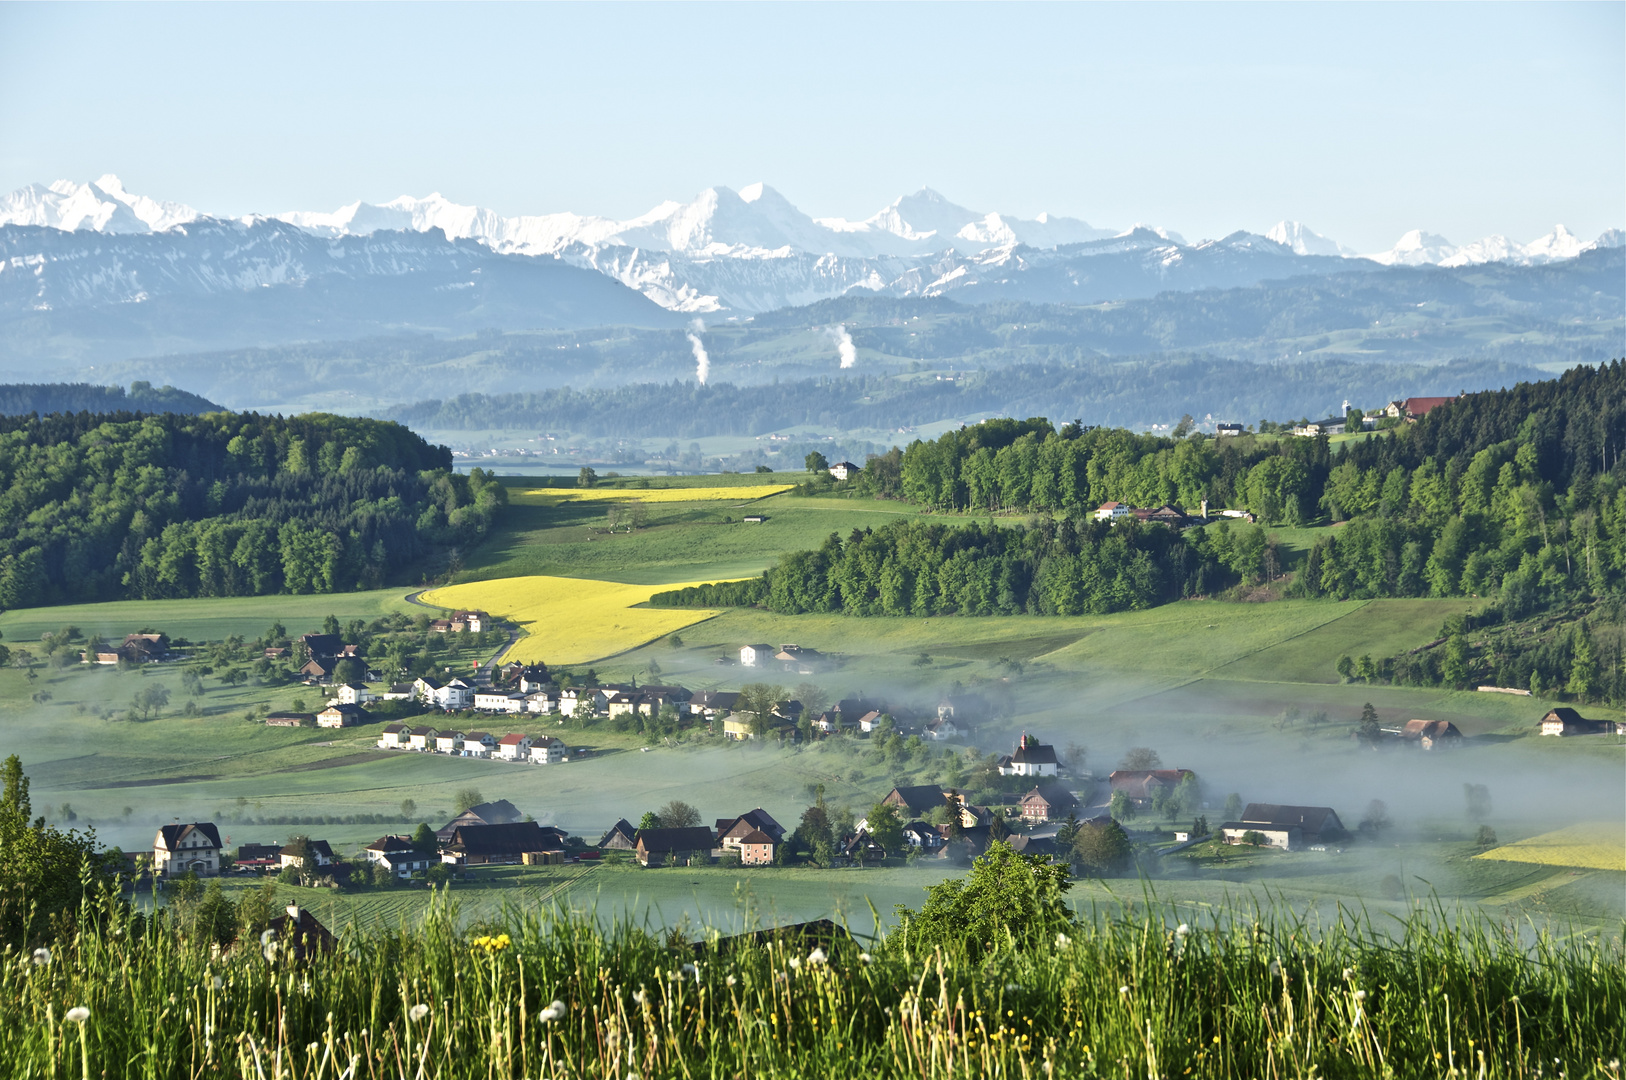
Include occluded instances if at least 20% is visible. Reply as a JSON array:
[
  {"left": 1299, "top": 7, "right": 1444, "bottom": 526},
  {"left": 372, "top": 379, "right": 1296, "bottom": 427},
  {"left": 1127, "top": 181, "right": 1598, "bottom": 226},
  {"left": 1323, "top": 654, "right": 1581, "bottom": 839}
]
[{"left": 0, "top": 381, "right": 221, "bottom": 416}]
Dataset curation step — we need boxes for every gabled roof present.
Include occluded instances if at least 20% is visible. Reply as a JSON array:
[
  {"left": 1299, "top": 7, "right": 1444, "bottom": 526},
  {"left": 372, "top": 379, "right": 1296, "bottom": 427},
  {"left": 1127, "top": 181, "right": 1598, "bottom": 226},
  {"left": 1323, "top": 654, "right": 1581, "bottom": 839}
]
[
  {"left": 408, "top": 725, "right": 437, "bottom": 737},
  {"left": 465, "top": 731, "right": 494, "bottom": 741},
  {"left": 381, "top": 722, "right": 410, "bottom": 734},
  {"left": 1237, "top": 803, "right": 1344, "bottom": 837},
  {"left": 1021, "top": 783, "right": 1078, "bottom": 808},
  {"left": 281, "top": 839, "right": 335, "bottom": 858},
  {"left": 367, "top": 835, "right": 417, "bottom": 853},
  {"left": 156, "top": 822, "right": 222, "bottom": 851},
  {"left": 446, "top": 821, "right": 564, "bottom": 855},
  {"left": 597, "top": 819, "right": 638, "bottom": 848},
  {"left": 462, "top": 799, "right": 522, "bottom": 824},
  {"left": 635, "top": 826, "right": 717, "bottom": 852},
  {"left": 497, "top": 733, "right": 529, "bottom": 745},
  {"left": 738, "top": 829, "right": 775, "bottom": 846},
  {"left": 716, "top": 808, "right": 786, "bottom": 841},
  {"left": 1010, "top": 741, "right": 1058, "bottom": 765},
  {"left": 884, "top": 784, "right": 946, "bottom": 816}
]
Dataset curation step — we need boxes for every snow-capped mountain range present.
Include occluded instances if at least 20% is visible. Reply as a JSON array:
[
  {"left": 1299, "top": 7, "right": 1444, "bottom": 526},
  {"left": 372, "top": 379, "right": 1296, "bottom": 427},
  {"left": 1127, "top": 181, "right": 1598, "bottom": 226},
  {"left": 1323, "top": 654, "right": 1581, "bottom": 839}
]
[{"left": 3, "top": 174, "right": 1619, "bottom": 315}]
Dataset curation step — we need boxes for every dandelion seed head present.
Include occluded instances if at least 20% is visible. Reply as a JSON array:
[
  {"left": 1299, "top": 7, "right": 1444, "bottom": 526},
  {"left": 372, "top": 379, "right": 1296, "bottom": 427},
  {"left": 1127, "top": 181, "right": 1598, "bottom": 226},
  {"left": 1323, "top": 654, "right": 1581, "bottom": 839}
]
[
  {"left": 1355, "top": 990, "right": 1367, "bottom": 1001},
  {"left": 859, "top": 952, "right": 872, "bottom": 964},
  {"left": 788, "top": 956, "right": 801, "bottom": 970},
  {"left": 31, "top": 947, "right": 50, "bottom": 966},
  {"left": 408, "top": 1004, "right": 430, "bottom": 1022},
  {"left": 1055, "top": 932, "right": 1071, "bottom": 947},
  {"left": 726, "top": 975, "right": 737, "bottom": 987},
  {"left": 807, "top": 947, "right": 827, "bottom": 965},
  {"left": 1119, "top": 985, "right": 1129, "bottom": 995},
  {"left": 64, "top": 1007, "right": 90, "bottom": 1024},
  {"left": 212, "top": 976, "right": 224, "bottom": 990},
  {"left": 260, "top": 929, "right": 275, "bottom": 946},
  {"left": 1175, "top": 924, "right": 1190, "bottom": 937},
  {"left": 632, "top": 989, "right": 647, "bottom": 1005},
  {"left": 539, "top": 1000, "right": 566, "bottom": 1023}
]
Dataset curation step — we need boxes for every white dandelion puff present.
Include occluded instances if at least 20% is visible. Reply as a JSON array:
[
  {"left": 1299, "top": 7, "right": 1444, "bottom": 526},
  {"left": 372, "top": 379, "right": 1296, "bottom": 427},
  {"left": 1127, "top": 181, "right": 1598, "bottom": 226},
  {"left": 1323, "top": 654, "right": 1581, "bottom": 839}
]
[
  {"left": 212, "top": 976, "right": 224, "bottom": 990},
  {"left": 408, "top": 1004, "right": 430, "bottom": 1022},
  {"left": 1355, "top": 990, "right": 1367, "bottom": 1001},
  {"left": 788, "top": 956, "right": 801, "bottom": 970},
  {"left": 64, "top": 1007, "right": 90, "bottom": 1023},
  {"left": 725, "top": 975, "right": 737, "bottom": 987},
  {"left": 1342, "top": 968, "right": 1353, "bottom": 980},
  {"left": 1055, "top": 932, "right": 1072, "bottom": 947},
  {"left": 1119, "top": 985, "right": 1129, "bottom": 995},
  {"left": 1005, "top": 983, "right": 1022, "bottom": 993},
  {"left": 807, "top": 948, "right": 827, "bottom": 966},
  {"left": 1269, "top": 959, "right": 1283, "bottom": 977},
  {"left": 1175, "top": 924, "right": 1190, "bottom": 937},
  {"left": 31, "top": 947, "right": 50, "bottom": 966},
  {"left": 539, "top": 1000, "right": 566, "bottom": 1023},
  {"left": 632, "top": 989, "right": 647, "bottom": 1005},
  {"left": 859, "top": 952, "right": 872, "bottom": 964}
]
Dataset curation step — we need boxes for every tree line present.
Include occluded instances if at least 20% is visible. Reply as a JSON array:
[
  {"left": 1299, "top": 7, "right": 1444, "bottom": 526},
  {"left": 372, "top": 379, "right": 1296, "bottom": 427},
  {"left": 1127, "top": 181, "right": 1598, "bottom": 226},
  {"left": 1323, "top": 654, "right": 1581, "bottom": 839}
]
[{"left": 0, "top": 410, "right": 506, "bottom": 607}]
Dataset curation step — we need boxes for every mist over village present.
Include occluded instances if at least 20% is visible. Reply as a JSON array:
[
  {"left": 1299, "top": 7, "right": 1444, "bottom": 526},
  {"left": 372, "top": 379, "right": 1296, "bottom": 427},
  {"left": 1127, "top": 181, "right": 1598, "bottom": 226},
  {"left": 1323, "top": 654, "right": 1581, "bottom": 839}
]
[{"left": 0, "top": 3, "right": 1620, "bottom": 1078}]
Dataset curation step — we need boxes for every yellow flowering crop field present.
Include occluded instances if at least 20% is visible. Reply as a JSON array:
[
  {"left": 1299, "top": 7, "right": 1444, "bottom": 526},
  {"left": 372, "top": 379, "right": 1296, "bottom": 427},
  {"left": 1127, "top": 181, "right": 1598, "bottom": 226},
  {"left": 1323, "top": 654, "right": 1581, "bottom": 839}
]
[
  {"left": 420, "top": 576, "right": 723, "bottom": 665},
  {"left": 511, "top": 484, "right": 792, "bottom": 505},
  {"left": 1473, "top": 822, "right": 1626, "bottom": 871}
]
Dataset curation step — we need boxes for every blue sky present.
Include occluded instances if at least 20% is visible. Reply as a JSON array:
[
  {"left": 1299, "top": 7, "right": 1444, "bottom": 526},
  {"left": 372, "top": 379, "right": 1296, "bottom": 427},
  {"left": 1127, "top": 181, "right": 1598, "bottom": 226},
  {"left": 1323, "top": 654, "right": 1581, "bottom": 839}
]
[{"left": 1, "top": 1, "right": 1620, "bottom": 251}]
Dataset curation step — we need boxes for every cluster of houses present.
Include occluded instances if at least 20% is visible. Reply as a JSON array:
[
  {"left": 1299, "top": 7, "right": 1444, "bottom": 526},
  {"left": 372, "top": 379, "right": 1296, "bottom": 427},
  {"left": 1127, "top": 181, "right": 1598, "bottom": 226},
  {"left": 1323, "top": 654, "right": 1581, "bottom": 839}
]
[
  {"left": 377, "top": 724, "right": 573, "bottom": 764},
  {"left": 1538, "top": 707, "right": 1626, "bottom": 737},
  {"left": 1291, "top": 396, "right": 1457, "bottom": 438},
  {"left": 82, "top": 632, "right": 172, "bottom": 665}
]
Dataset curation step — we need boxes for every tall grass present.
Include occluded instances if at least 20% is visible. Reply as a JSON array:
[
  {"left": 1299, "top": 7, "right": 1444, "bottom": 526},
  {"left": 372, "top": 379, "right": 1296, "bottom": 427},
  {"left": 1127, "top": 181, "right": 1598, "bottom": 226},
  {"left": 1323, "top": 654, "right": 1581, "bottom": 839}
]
[{"left": 3, "top": 888, "right": 1621, "bottom": 1079}]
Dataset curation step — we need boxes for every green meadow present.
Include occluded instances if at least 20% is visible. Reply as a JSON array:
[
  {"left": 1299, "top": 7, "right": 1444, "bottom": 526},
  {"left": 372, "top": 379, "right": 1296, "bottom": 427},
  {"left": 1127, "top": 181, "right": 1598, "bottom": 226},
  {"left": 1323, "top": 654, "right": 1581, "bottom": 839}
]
[{"left": 2, "top": 474, "right": 1621, "bottom": 933}]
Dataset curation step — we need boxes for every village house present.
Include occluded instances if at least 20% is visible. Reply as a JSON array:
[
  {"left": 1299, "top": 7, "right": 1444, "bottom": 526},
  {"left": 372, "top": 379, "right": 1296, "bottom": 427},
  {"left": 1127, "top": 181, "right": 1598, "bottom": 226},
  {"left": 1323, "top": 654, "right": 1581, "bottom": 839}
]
[
  {"left": 924, "top": 716, "right": 961, "bottom": 741},
  {"left": 688, "top": 690, "right": 740, "bottom": 718},
  {"left": 828, "top": 461, "right": 859, "bottom": 481},
  {"left": 558, "top": 688, "right": 589, "bottom": 717},
  {"left": 333, "top": 683, "right": 375, "bottom": 705},
  {"left": 883, "top": 784, "right": 947, "bottom": 819},
  {"left": 299, "top": 657, "right": 336, "bottom": 683},
  {"left": 528, "top": 736, "right": 570, "bottom": 764},
  {"left": 1401, "top": 718, "right": 1463, "bottom": 750},
  {"left": 364, "top": 835, "right": 434, "bottom": 879},
  {"left": 461, "top": 731, "right": 498, "bottom": 757},
  {"left": 434, "top": 730, "right": 465, "bottom": 754},
  {"left": 634, "top": 826, "right": 717, "bottom": 867},
  {"left": 526, "top": 690, "right": 559, "bottom": 715},
  {"left": 440, "top": 822, "right": 568, "bottom": 867},
  {"left": 381, "top": 682, "right": 416, "bottom": 701},
  {"left": 495, "top": 733, "right": 532, "bottom": 760},
  {"left": 1538, "top": 707, "right": 1613, "bottom": 736},
  {"left": 377, "top": 722, "right": 410, "bottom": 749},
  {"left": 299, "top": 633, "right": 343, "bottom": 661},
  {"left": 436, "top": 800, "right": 523, "bottom": 843},
  {"left": 153, "top": 822, "right": 222, "bottom": 878},
  {"left": 597, "top": 819, "right": 638, "bottom": 850},
  {"left": 715, "top": 809, "right": 786, "bottom": 851},
  {"left": 1220, "top": 803, "right": 1346, "bottom": 851},
  {"left": 406, "top": 725, "right": 438, "bottom": 751},
  {"left": 999, "top": 736, "right": 1059, "bottom": 777},
  {"left": 279, "top": 839, "right": 335, "bottom": 870},
  {"left": 474, "top": 690, "right": 526, "bottom": 714},
  {"left": 856, "top": 710, "right": 885, "bottom": 733},
  {"left": 451, "top": 610, "right": 487, "bottom": 633},
  {"left": 736, "top": 829, "right": 776, "bottom": 865},
  {"left": 1094, "top": 501, "right": 1133, "bottom": 522},
  {"left": 1108, "top": 768, "right": 1195, "bottom": 806},
  {"left": 1216, "top": 422, "right": 1244, "bottom": 436},
  {"left": 317, "top": 702, "right": 368, "bottom": 728},
  {"left": 739, "top": 643, "right": 776, "bottom": 667},
  {"left": 721, "top": 714, "right": 755, "bottom": 740},
  {"left": 1132, "top": 504, "right": 1189, "bottom": 527},
  {"left": 1293, "top": 416, "right": 1347, "bottom": 437},
  {"left": 902, "top": 822, "right": 945, "bottom": 851},
  {"left": 265, "top": 712, "right": 311, "bottom": 728},
  {"left": 809, "top": 710, "right": 851, "bottom": 735},
  {"left": 1387, "top": 396, "right": 1456, "bottom": 420},
  {"left": 1019, "top": 783, "right": 1080, "bottom": 823},
  {"left": 120, "top": 632, "right": 171, "bottom": 663},
  {"left": 265, "top": 904, "right": 337, "bottom": 961},
  {"left": 234, "top": 842, "right": 282, "bottom": 872}
]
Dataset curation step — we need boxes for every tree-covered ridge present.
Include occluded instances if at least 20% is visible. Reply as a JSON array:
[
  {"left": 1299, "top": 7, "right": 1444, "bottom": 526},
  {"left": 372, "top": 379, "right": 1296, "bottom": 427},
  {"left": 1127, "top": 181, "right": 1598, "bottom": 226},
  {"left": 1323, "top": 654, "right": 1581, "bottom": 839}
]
[
  {"left": 652, "top": 516, "right": 1278, "bottom": 616},
  {"left": 0, "top": 381, "right": 221, "bottom": 416},
  {"left": 0, "top": 411, "right": 505, "bottom": 607}
]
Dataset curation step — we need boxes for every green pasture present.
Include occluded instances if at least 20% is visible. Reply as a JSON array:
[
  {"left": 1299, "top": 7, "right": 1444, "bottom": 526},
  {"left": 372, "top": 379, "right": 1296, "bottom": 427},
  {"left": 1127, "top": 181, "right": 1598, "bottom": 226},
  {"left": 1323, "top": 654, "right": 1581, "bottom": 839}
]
[
  {"left": 461, "top": 489, "right": 932, "bottom": 585},
  {"left": 0, "top": 589, "right": 419, "bottom": 647}
]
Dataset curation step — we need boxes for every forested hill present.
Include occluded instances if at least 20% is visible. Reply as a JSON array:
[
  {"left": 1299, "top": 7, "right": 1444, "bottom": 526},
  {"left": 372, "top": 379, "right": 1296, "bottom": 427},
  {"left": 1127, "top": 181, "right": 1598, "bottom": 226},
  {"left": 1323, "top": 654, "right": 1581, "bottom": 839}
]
[
  {"left": 657, "top": 362, "right": 1626, "bottom": 619},
  {"left": 0, "top": 412, "right": 505, "bottom": 608},
  {"left": 0, "top": 381, "right": 220, "bottom": 416}
]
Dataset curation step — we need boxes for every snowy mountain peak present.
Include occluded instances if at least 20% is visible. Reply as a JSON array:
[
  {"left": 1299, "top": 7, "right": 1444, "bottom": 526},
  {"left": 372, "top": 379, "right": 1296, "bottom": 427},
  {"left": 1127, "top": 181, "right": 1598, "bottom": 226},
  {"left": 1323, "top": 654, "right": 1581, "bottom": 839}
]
[
  {"left": 0, "top": 175, "right": 199, "bottom": 234},
  {"left": 1266, "top": 220, "right": 1356, "bottom": 258}
]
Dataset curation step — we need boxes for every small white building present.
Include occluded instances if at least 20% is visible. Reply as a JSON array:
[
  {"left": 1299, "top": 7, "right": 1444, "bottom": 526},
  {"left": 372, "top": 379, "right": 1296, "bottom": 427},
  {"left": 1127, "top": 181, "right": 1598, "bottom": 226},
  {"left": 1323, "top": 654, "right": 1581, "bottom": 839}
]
[
  {"left": 462, "top": 731, "right": 497, "bottom": 757},
  {"left": 407, "top": 725, "right": 438, "bottom": 751},
  {"left": 377, "top": 723, "right": 410, "bottom": 749},
  {"left": 1095, "top": 501, "right": 1133, "bottom": 522},
  {"left": 434, "top": 730, "right": 465, "bottom": 754},
  {"left": 474, "top": 690, "right": 525, "bottom": 713},
  {"left": 558, "top": 688, "right": 587, "bottom": 717},
  {"left": 495, "top": 733, "right": 532, "bottom": 760},
  {"left": 740, "top": 643, "right": 775, "bottom": 667},
  {"left": 828, "top": 461, "right": 859, "bottom": 481},
  {"left": 526, "top": 691, "right": 558, "bottom": 715},
  {"left": 999, "top": 737, "right": 1059, "bottom": 777},
  {"left": 153, "top": 822, "right": 222, "bottom": 878},
  {"left": 438, "top": 678, "right": 475, "bottom": 710},
  {"left": 528, "top": 736, "right": 569, "bottom": 764},
  {"left": 334, "top": 683, "right": 375, "bottom": 705}
]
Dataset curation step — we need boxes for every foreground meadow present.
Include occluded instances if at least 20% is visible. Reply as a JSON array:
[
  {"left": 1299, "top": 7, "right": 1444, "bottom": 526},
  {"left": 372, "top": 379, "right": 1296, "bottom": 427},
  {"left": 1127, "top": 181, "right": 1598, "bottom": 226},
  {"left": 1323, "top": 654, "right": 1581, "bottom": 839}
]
[{"left": 5, "top": 887, "right": 1621, "bottom": 1080}]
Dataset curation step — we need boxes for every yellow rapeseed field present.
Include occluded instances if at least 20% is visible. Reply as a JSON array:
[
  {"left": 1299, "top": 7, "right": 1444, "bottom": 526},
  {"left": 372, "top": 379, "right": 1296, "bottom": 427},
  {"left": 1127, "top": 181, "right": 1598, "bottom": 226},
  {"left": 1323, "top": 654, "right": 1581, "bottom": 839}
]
[
  {"left": 420, "top": 576, "right": 722, "bottom": 665},
  {"left": 512, "top": 484, "right": 792, "bottom": 505},
  {"left": 1474, "top": 823, "right": 1626, "bottom": 872}
]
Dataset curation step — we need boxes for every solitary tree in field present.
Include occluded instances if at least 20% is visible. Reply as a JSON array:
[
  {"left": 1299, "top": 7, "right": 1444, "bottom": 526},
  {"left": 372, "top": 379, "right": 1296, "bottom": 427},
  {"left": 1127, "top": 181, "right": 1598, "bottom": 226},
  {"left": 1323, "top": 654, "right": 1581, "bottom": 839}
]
[
  {"left": 576, "top": 467, "right": 598, "bottom": 489},
  {"left": 805, "top": 451, "right": 829, "bottom": 473},
  {"left": 658, "top": 800, "right": 700, "bottom": 829},
  {"left": 1072, "top": 819, "right": 1133, "bottom": 875},
  {"left": 1119, "top": 747, "right": 1161, "bottom": 770},
  {"left": 400, "top": 799, "right": 417, "bottom": 821}
]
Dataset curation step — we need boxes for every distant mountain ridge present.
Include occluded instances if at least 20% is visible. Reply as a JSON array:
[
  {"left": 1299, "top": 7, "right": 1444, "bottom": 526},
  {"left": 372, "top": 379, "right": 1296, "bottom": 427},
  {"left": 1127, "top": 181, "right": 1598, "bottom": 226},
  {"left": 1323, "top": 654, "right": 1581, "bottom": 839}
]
[
  {"left": 0, "top": 381, "right": 220, "bottom": 416},
  {"left": 3, "top": 175, "right": 1618, "bottom": 316}
]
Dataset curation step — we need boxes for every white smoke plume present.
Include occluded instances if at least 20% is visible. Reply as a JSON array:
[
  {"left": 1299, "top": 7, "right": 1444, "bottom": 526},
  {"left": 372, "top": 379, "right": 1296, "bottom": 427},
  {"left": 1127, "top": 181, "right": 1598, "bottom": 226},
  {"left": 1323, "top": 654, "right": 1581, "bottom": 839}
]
[
  {"left": 687, "top": 317, "right": 710, "bottom": 385},
  {"left": 829, "top": 324, "right": 856, "bottom": 369}
]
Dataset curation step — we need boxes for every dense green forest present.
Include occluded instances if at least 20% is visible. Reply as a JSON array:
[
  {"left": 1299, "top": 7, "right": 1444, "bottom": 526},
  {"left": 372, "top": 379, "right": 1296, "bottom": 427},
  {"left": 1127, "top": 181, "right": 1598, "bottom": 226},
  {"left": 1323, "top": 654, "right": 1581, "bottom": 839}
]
[
  {"left": 0, "top": 412, "right": 504, "bottom": 607},
  {"left": 658, "top": 363, "right": 1626, "bottom": 623},
  {"left": 0, "top": 381, "right": 220, "bottom": 416}
]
